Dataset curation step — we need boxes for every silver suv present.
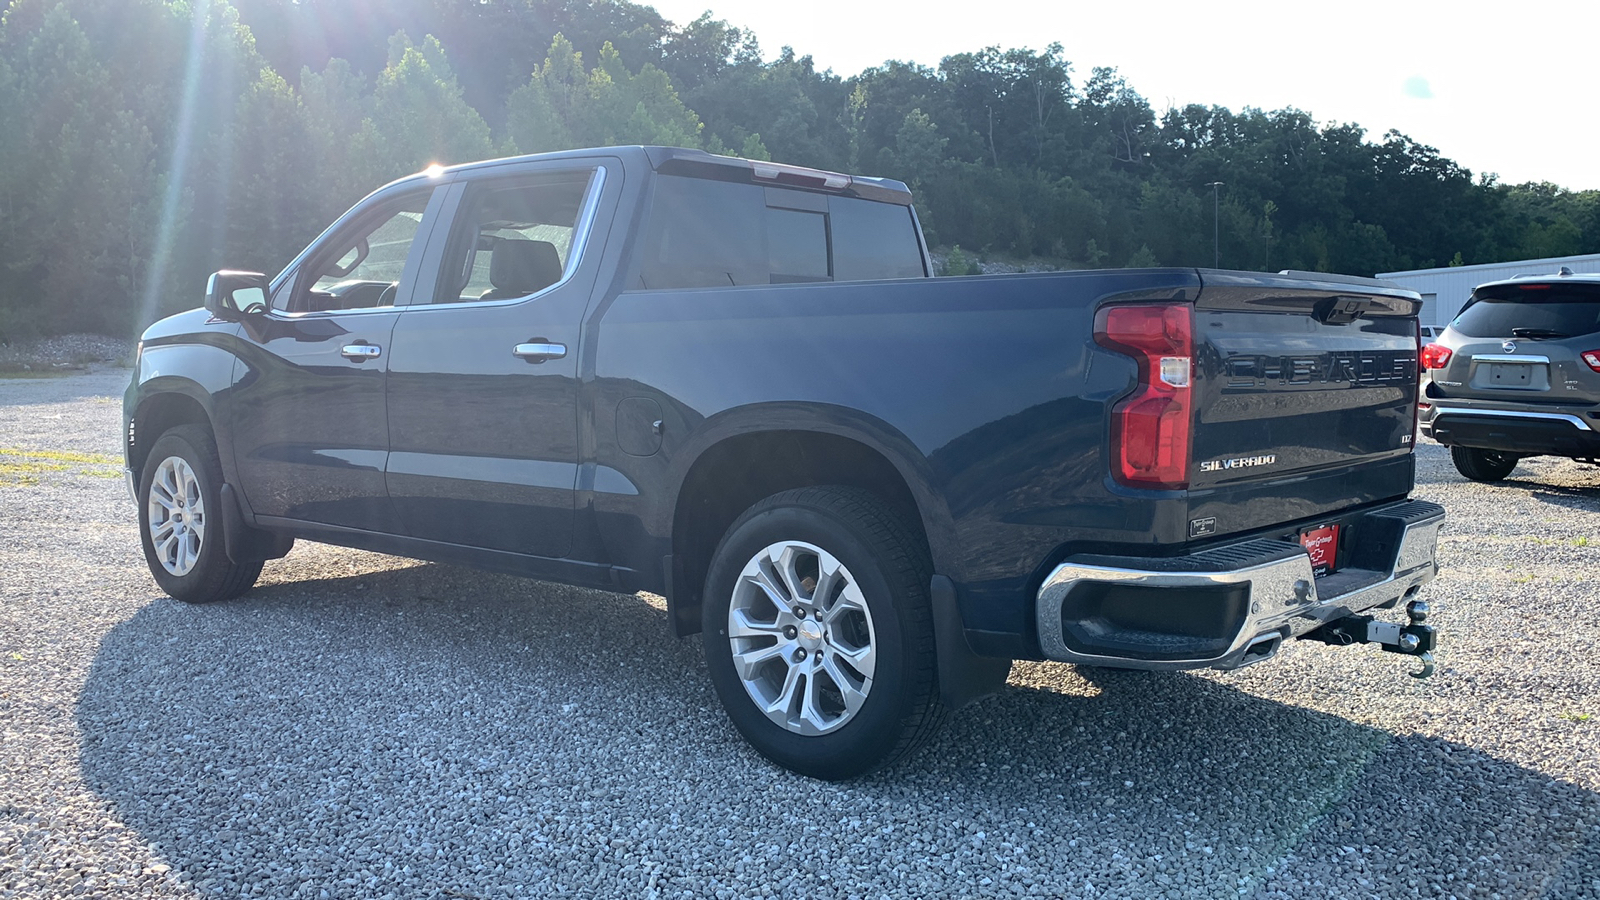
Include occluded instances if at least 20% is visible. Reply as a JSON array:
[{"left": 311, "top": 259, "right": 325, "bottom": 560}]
[{"left": 1420, "top": 268, "right": 1600, "bottom": 482}]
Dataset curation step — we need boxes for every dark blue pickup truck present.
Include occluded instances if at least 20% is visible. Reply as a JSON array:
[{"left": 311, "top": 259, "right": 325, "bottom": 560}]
[{"left": 125, "top": 146, "right": 1443, "bottom": 778}]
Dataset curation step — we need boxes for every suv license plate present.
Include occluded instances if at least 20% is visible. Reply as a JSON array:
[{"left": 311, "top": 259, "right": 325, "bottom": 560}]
[
  {"left": 1300, "top": 524, "right": 1340, "bottom": 577},
  {"left": 1489, "top": 363, "right": 1531, "bottom": 385}
]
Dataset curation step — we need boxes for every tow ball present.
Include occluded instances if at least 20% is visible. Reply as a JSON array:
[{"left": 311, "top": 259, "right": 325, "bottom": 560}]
[{"left": 1305, "top": 600, "right": 1437, "bottom": 679}]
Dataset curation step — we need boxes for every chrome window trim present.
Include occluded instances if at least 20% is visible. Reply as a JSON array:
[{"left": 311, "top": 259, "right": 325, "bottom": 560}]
[
  {"left": 404, "top": 165, "right": 608, "bottom": 313},
  {"left": 268, "top": 305, "right": 407, "bottom": 320},
  {"left": 1470, "top": 354, "right": 1551, "bottom": 364}
]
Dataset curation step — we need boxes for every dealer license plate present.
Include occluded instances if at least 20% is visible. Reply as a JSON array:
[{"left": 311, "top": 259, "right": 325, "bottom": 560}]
[{"left": 1299, "top": 524, "right": 1340, "bottom": 577}]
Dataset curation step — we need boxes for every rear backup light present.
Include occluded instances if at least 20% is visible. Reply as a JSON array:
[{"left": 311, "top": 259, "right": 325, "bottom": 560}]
[
  {"left": 1420, "top": 343, "right": 1453, "bottom": 369},
  {"left": 1583, "top": 351, "right": 1600, "bottom": 373},
  {"left": 1094, "top": 304, "right": 1194, "bottom": 489}
]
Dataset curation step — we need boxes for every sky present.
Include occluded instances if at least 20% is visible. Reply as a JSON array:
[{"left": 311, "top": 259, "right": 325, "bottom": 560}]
[{"left": 644, "top": 0, "right": 1600, "bottom": 191}]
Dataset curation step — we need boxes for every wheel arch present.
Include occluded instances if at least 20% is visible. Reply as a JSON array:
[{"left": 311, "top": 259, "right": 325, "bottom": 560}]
[
  {"left": 664, "top": 404, "right": 957, "bottom": 638},
  {"left": 128, "top": 381, "right": 218, "bottom": 481}
]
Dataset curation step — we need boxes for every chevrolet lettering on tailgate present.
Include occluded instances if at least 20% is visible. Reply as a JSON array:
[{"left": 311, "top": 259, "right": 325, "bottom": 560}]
[{"left": 1225, "top": 350, "right": 1415, "bottom": 388}]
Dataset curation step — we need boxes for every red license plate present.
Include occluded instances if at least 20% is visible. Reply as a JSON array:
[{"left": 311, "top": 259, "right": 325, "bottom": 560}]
[{"left": 1300, "top": 524, "right": 1340, "bottom": 576}]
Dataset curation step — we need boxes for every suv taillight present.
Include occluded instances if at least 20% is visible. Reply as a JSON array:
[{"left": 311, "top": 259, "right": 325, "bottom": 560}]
[
  {"left": 1094, "top": 304, "right": 1193, "bottom": 489},
  {"left": 1420, "top": 343, "right": 1453, "bottom": 369},
  {"left": 1583, "top": 351, "right": 1600, "bottom": 373}
]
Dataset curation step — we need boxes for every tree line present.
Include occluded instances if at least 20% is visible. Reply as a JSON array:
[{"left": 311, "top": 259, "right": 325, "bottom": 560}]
[{"left": 1, "top": 0, "right": 1595, "bottom": 339}]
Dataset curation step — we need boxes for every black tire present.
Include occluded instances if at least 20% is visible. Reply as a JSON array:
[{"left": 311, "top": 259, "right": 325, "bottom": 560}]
[
  {"left": 137, "top": 424, "right": 263, "bottom": 603},
  {"left": 1451, "top": 446, "right": 1518, "bottom": 483},
  {"left": 701, "top": 486, "right": 946, "bottom": 780}
]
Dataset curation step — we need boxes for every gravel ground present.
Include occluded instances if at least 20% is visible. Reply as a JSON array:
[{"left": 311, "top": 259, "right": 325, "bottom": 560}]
[{"left": 2, "top": 368, "right": 1599, "bottom": 899}]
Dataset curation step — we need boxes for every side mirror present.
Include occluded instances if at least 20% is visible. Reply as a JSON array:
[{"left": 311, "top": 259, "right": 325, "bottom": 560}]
[{"left": 204, "top": 270, "right": 269, "bottom": 320}]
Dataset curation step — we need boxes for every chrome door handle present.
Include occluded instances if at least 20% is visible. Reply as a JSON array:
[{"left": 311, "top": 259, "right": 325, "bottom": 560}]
[
  {"left": 513, "top": 341, "right": 567, "bottom": 362},
  {"left": 340, "top": 343, "right": 381, "bottom": 361}
]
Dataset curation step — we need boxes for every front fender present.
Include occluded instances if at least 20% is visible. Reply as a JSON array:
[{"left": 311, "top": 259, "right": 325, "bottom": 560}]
[{"left": 127, "top": 323, "right": 242, "bottom": 485}]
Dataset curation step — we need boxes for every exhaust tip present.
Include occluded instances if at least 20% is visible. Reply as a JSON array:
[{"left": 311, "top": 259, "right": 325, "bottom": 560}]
[{"left": 1241, "top": 634, "right": 1282, "bottom": 664}]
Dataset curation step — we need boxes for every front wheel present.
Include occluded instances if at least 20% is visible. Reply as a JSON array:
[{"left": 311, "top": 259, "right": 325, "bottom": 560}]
[
  {"left": 701, "top": 486, "right": 946, "bottom": 780},
  {"left": 1451, "top": 446, "right": 1518, "bottom": 482},
  {"left": 137, "top": 424, "right": 262, "bottom": 603}
]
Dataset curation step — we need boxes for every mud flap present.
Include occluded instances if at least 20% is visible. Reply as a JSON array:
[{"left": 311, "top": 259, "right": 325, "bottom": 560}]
[
  {"left": 221, "top": 483, "right": 295, "bottom": 563},
  {"left": 930, "top": 575, "right": 1013, "bottom": 709}
]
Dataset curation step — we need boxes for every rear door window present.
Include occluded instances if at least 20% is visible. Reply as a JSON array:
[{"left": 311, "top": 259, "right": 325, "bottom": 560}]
[
  {"left": 637, "top": 175, "right": 923, "bottom": 289},
  {"left": 1453, "top": 283, "right": 1600, "bottom": 338},
  {"left": 430, "top": 169, "right": 599, "bottom": 305}
]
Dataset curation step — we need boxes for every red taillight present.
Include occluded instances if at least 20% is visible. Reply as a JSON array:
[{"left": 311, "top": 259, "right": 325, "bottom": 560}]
[
  {"left": 1420, "top": 343, "right": 1453, "bottom": 369},
  {"left": 1094, "top": 304, "right": 1193, "bottom": 489},
  {"left": 1583, "top": 351, "right": 1600, "bottom": 373}
]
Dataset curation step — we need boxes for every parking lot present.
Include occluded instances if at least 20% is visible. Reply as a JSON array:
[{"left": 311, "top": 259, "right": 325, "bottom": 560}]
[{"left": 2, "top": 368, "right": 1598, "bottom": 899}]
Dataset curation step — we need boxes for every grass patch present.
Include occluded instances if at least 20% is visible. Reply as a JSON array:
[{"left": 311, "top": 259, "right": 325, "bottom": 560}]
[
  {"left": 1575, "top": 536, "right": 1591, "bottom": 548},
  {"left": 0, "top": 447, "right": 122, "bottom": 466},
  {"left": 1560, "top": 711, "right": 1593, "bottom": 723},
  {"left": 0, "top": 446, "right": 121, "bottom": 486}
]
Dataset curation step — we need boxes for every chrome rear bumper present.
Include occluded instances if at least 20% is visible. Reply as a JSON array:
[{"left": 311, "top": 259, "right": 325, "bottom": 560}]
[{"left": 1035, "top": 500, "right": 1444, "bottom": 671}]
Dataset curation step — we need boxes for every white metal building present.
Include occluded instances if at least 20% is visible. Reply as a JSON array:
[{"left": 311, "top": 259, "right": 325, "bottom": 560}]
[{"left": 1376, "top": 253, "right": 1600, "bottom": 327}]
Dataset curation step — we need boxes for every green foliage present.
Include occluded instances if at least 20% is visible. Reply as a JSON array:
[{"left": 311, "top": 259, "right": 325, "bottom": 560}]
[
  {"left": 506, "top": 35, "right": 706, "bottom": 154},
  {"left": 939, "top": 245, "right": 979, "bottom": 276},
  {"left": 2, "top": 0, "right": 1598, "bottom": 340},
  {"left": 368, "top": 33, "right": 492, "bottom": 176},
  {"left": 893, "top": 109, "right": 945, "bottom": 190},
  {"left": 1125, "top": 245, "right": 1159, "bottom": 267},
  {"left": 0, "top": 2, "right": 157, "bottom": 338}
]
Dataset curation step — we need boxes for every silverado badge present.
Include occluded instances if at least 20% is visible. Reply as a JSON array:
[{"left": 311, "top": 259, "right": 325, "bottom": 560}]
[{"left": 1198, "top": 454, "right": 1277, "bottom": 473}]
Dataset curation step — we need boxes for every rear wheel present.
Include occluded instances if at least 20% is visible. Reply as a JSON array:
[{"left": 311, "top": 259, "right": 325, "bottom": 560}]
[
  {"left": 138, "top": 425, "right": 262, "bottom": 603},
  {"left": 701, "top": 486, "right": 945, "bottom": 780},
  {"left": 1450, "top": 446, "right": 1518, "bottom": 482}
]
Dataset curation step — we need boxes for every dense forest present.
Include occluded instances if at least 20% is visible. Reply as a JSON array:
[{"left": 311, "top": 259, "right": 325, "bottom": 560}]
[{"left": 1, "top": 0, "right": 1597, "bottom": 338}]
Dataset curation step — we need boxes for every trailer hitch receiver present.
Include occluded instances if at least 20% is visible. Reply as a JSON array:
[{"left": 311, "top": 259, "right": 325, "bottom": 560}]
[{"left": 1304, "top": 600, "right": 1436, "bottom": 678}]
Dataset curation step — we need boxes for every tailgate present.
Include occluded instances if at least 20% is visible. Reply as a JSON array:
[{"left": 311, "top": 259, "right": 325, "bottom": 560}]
[{"left": 1187, "top": 271, "right": 1421, "bottom": 538}]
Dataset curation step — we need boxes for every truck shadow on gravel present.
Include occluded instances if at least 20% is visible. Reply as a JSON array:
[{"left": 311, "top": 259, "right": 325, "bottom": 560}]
[
  {"left": 77, "top": 565, "right": 1600, "bottom": 898},
  {"left": 1518, "top": 481, "right": 1600, "bottom": 513}
]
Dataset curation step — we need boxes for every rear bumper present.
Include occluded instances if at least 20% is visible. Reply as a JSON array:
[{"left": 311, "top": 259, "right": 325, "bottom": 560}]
[
  {"left": 1421, "top": 404, "right": 1600, "bottom": 456},
  {"left": 1034, "top": 500, "right": 1444, "bottom": 671}
]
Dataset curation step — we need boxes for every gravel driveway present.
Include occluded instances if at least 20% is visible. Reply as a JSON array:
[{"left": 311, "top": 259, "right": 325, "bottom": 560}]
[{"left": 2, "top": 369, "right": 1598, "bottom": 899}]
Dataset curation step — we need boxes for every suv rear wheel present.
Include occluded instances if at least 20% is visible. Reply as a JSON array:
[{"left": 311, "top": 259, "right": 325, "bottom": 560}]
[
  {"left": 1450, "top": 446, "right": 1519, "bottom": 483},
  {"left": 701, "top": 486, "right": 946, "bottom": 780},
  {"left": 138, "top": 425, "right": 263, "bottom": 602}
]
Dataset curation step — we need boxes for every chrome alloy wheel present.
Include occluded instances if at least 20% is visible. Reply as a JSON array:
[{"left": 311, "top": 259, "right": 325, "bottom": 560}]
[
  {"left": 146, "top": 455, "right": 206, "bottom": 577},
  {"left": 728, "top": 541, "right": 877, "bottom": 735}
]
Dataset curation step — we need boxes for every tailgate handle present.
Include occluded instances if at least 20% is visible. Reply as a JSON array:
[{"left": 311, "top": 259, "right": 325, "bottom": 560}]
[{"left": 1314, "top": 296, "right": 1376, "bottom": 325}]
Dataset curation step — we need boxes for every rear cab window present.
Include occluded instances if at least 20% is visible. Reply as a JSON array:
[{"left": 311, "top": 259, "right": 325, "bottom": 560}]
[
  {"left": 637, "top": 174, "right": 925, "bottom": 290},
  {"left": 1453, "top": 282, "right": 1600, "bottom": 338}
]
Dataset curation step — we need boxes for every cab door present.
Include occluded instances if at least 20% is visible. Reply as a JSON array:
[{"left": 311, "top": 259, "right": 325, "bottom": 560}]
[
  {"left": 229, "top": 185, "right": 448, "bottom": 532},
  {"left": 383, "top": 161, "right": 617, "bottom": 558}
]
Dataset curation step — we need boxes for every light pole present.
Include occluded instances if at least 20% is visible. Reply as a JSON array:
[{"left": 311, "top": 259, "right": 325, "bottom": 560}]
[{"left": 1205, "top": 181, "right": 1224, "bottom": 268}]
